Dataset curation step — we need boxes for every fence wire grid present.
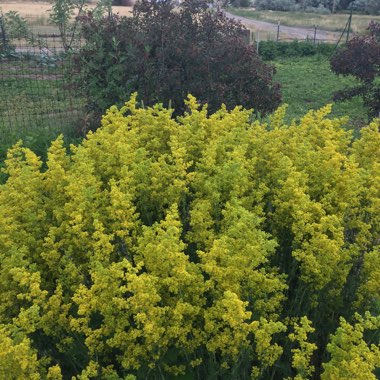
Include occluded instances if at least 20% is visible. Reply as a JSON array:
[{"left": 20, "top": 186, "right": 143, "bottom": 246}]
[{"left": 0, "top": 30, "right": 84, "bottom": 146}]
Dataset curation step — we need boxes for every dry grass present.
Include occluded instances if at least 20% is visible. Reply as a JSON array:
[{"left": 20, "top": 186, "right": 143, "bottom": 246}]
[
  {"left": 229, "top": 9, "right": 380, "bottom": 34},
  {"left": 1, "top": 2, "right": 133, "bottom": 33},
  {"left": 0, "top": 2, "right": 133, "bottom": 18}
]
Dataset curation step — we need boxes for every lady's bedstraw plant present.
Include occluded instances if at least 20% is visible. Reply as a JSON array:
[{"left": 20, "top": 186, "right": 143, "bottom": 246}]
[{"left": 0, "top": 95, "right": 379, "bottom": 378}]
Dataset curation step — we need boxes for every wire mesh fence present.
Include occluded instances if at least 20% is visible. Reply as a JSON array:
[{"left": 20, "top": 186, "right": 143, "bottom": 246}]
[
  {"left": 0, "top": 29, "right": 85, "bottom": 150},
  {"left": 248, "top": 26, "right": 343, "bottom": 45}
]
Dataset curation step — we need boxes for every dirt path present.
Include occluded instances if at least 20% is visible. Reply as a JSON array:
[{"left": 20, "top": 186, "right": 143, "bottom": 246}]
[{"left": 225, "top": 11, "right": 341, "bottom": 42}]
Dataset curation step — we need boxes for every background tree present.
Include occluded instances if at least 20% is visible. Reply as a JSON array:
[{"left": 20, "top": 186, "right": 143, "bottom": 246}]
[
  {"left": 351, "top": 0, "right": 380, "bottom": 14},
  {"left": 330, "top": 21, "right": 380, "bottom": 119},
  {"left": 49, "top": 0, "right": 88, "bottom": 51}
]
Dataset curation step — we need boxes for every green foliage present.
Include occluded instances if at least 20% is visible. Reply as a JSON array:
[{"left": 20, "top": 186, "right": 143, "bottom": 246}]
[
  {"left": 48, "top": 0, "right": 111, "bottom": 52},
  {"left": 1, "top": 11, "right": 30, "bottom": 39},
  {"left": 258, "top": 40, "right": 335, "bottom": 60},
  {"left": 254, "top": 0, "right": 331, "bottom": 13},
  {"left": 273, "top": 56, "right": 367, "bottom": 127},
  {"left": 230, "top": 0, "right": 252, "bottom": 8},
  {"left": 255, "top": 0, "right": 301, "bottom": 12},
  {"left": 0, "top": 95, "right": 379, "bottom": 378},
  {"left": 330, "top": 21, "right": 380, "bottom": 118},
  {"left": 73, "top": 0, "right": 281, "bottom": 121},
  {"left": 0, "top": 11, "right": 39, "bottom": 54},
  {"left": 352, "top": 0, "right": 380, "bottom": 15}
]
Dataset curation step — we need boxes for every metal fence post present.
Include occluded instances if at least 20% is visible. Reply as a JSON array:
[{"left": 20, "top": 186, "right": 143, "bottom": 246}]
[
  {"left": 256, "top": 30, "right": 260, "bottom": 54},
  {"left": 346, "top": 9, "right": 352, "bottom": 43}
]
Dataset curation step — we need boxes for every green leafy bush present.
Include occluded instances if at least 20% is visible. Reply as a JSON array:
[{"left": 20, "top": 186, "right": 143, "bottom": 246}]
[
  {"left": 254, "top": 0, "right": 331, "bottom": 12},
  {"left": 72, "top": 0, "right": 281, "bottom": 122},
  {"left": 0, "top": 11, "right": 36, "bottom": 55},
  {"left": 255, "top": 0, "right": 298, "bottom": 11},
  {"left": 230, "top": 0, "right": 252, "bottom": 7}
]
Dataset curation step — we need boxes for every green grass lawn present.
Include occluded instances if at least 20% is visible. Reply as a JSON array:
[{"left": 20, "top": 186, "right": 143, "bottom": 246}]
[
  {"left": 272, "top": 55, "right": 368, "bottom": 130},
  {"left": 228, "top": 9, "right": 380, "bottom": 33}
]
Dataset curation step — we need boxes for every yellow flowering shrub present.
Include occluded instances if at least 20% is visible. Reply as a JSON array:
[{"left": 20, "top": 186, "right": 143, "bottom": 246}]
[
  {"left": 0, "top": 326, "right": 40, "bottom": 379},
  {"left": 322, "top": 313, "right": 380, "bottom": 380},
  {"left": 287, "top": 317, "right": 317, "bottom": 380},
  {"left": 0, "top": 94, "right": 379, "bottom": 378}
]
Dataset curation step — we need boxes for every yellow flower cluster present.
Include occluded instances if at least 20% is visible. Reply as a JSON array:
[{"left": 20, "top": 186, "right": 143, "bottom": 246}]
[{"left": 0, "top": 94, "right": 379, "bottom": 378}]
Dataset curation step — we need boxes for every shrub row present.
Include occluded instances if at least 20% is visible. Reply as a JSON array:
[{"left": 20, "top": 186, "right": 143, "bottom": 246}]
[
  {"left": 253, "top": 0, "right": 380, "bottom": 14},
  {"left": 258, "top": 40, "right": 336, "bottom": 60}
]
